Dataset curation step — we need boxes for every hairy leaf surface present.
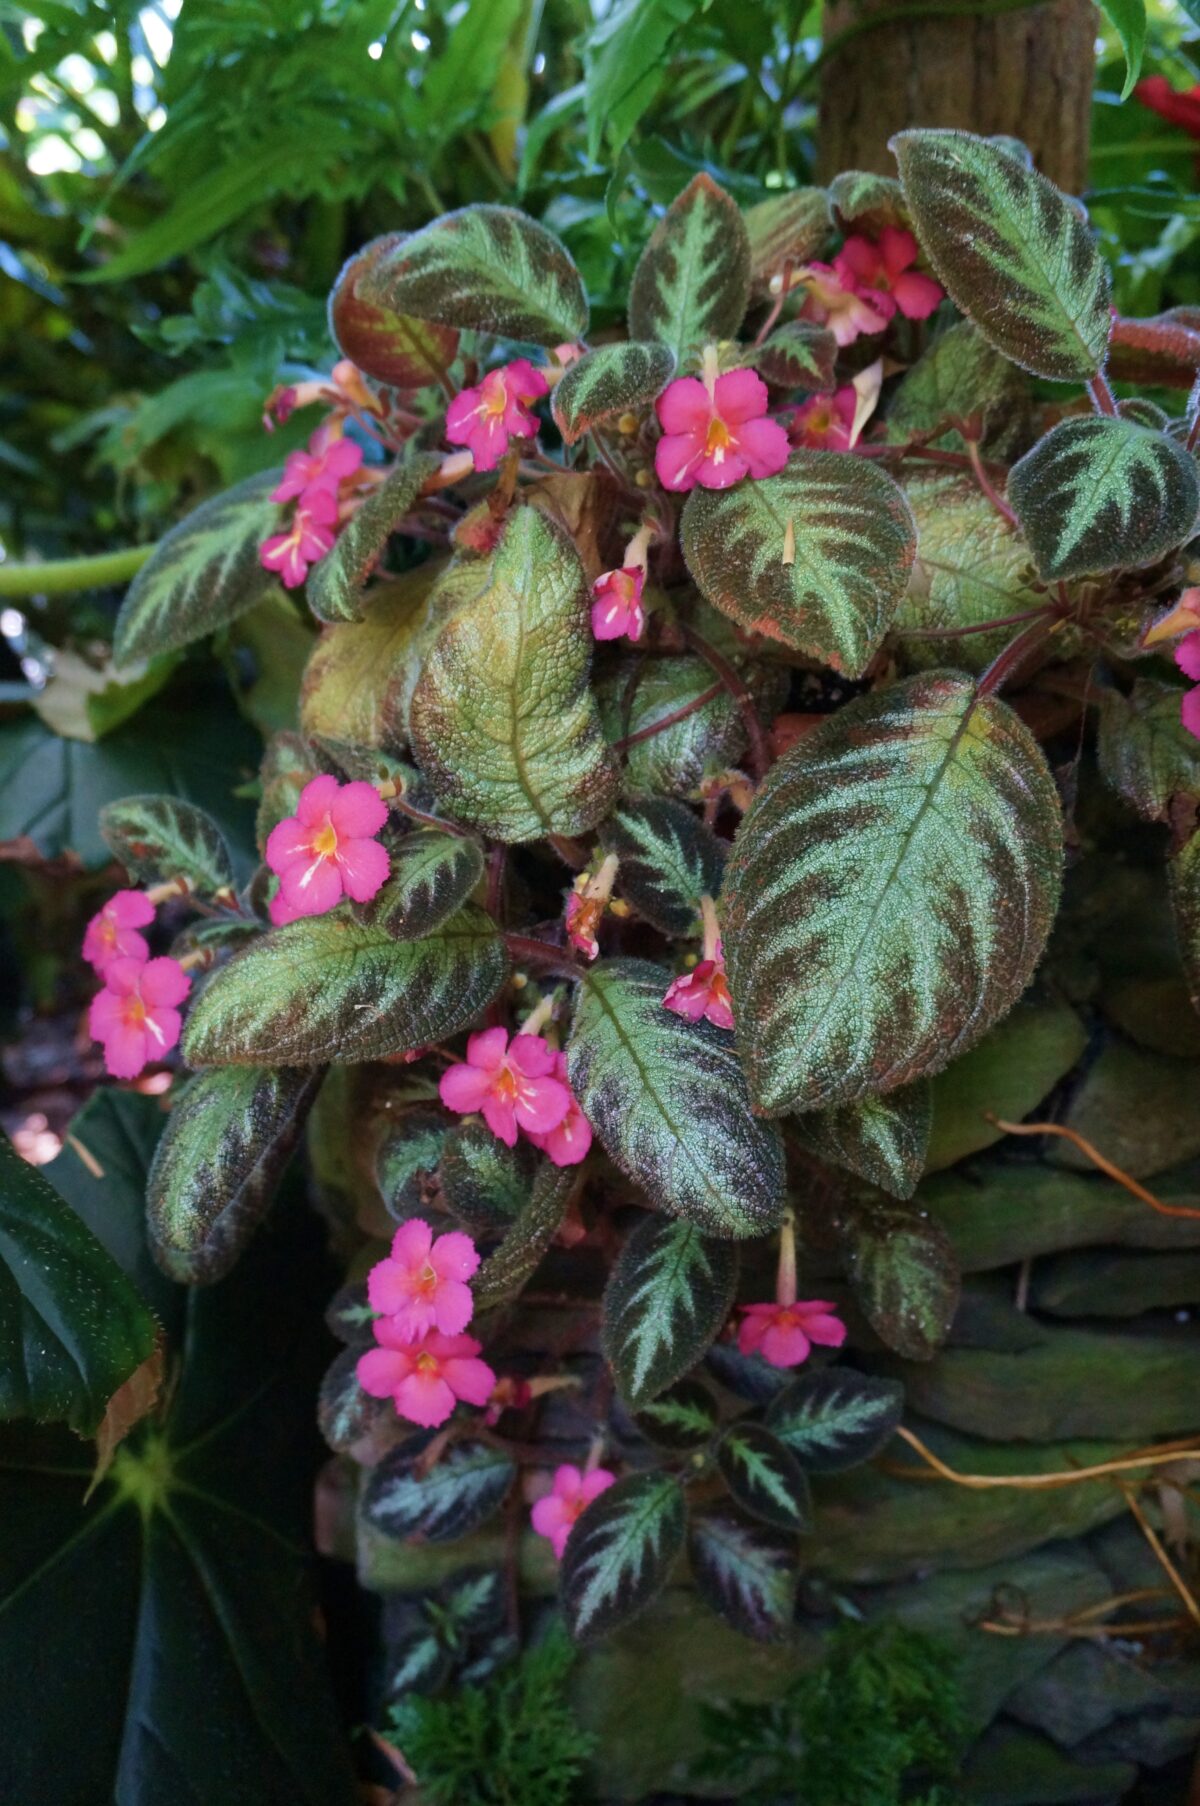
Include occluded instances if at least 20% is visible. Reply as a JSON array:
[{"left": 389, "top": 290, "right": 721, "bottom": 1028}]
[
  {"left": 472, "top": 1163, "right": 574, "bottom": 1310},
  {"left": 717, "top": 1423, "right": 813, "bottom": 1531},
  {"left": 830, "top": 169, "right": 908, "bottom": 235},
  {"left": 318, "top": 1346, "right": 388, "bottom": 1455},
  {"left": 753, "top": 322, "right": 838, "bottom": 392},
  {"left": 896, "top": 477, "right": 1044, "bottom": 675},
  {"left": 329, "top": 233, "right": 459, "bottom": 388},
  {"left": 628, "top": 174, "right": 750, "bottom": 368},
  {"left": 599, "top": 654, "right": 786, "bottom": 799},
  {"left": 552, "top": 341, "right": 676, "bottom": 445},
  {"left": 300, "top": 563, "right": 444, "bottom": 750},
  {"left": 791, "top": 1081, "right": 932, "bottom": 1200},
  {"left": 100, "top": 793, "right": 234, "bottom": 898},
  {"left": 438, "top": 1121, "right": 535, "bottom": 1233},
  {"left": 363, "top": 1438, "right": 515, "bottom": 1544},
  {"left": 306, "top": 450, "right": 442, "bottom": 624},
  {"left": 602, "top": 1213, "right": 738, "bottom": 1405},
  {"left": 599, "top": 798, "right": 726, "bottom": 937},
  {"left": 765, "top": 1368, "right": 905, "bottom": 1472},
  {"left": 561, "top": 1470, "right": 685, "bottom": 1644},
  {"left": 688, "top": 1505, "right": 796, "bottom": 1642},
  {"left": 841, "top": 1203, "right": 961, "bottom": 1360},
  {"left": 376, "top": 1107, "right": 448, "bottom": 1222},
  {"left": 363, "top": 828, "right": 485, "bottom": 941},
  {"left": 886, "top": 322, "right": 1026, "bottom": 449},
  {"left": 1098, "top": 681, "right": 1200, "bottom": 822},
  {"left": 632, "top": 1376, "right": 720, "bottom": 1450},
  {"left": 744, "top": 189, "right": 832, "bottom": 291}
]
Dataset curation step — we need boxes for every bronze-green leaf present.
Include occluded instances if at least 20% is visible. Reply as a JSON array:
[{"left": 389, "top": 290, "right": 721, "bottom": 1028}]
[
  {"left": 1098, "top": 680, "right": 1200, "bottom": 823},
  {"left": 840, "top": 1201, "right": 961, "bottom": 1360},
  {"left": 329, "top": 233, "right": 460, "bottom": 388},
  {"left": 628, "top": 174, "right": 750, "bottom": 370},
  {"left": 552, "top": 341, "right": 676, "bottom": 445},
  {"left": 790, "top": 1081, "right": 932, "bottom": 1201},
  {"left": 306, "top": 450, "right": 442, "bottom": 624},
  {"left": 744, "top": 188, "right": 832, "bottom": 292}
]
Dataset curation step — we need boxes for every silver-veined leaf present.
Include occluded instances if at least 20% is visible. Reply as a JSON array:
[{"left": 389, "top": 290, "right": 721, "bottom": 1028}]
[
  {"left": 472, "top": 1162, "right": 574, "bottom": 1310},
  {"left": 362, "top": 1437, "right": 516, "bottom": 1543},
  {"left": 632, "top": 1376, "right": 719, "bottom": 1450},
  {"left": 183, "top": 902, "right": 507, "bottom": 1067},
  {"left": 681, "top": 452, "right": 916, "bottom": 676},
  {"left": 318, "top": 1346, "right": 389, "bottom": 1455},
  {"left": 1098, "top": 680, "right": 1200, "bottom": 823},
  {"left": 551, "top": 342, "right": 676, "bottom": 445},
  {"left": 329, "top": 233, "right": 460, "bottom": 388},
  {"left": 790, "top": 1081, "right": 932, "bottom": 1200},
  {"left": 147, "top": 1066, "right": 320, "bottom": 1284},
  {"left": 628, "top": 174, "right": 750, "bottom": 370},
  {"left": 599, "top": 798, "right": 726, "bottom": 937},
  {"left": 885, "top": 322, "right": 1027, "bottom": 450},
  {"left": 765, "top": 1369, "right": 905, "bottom": 1473},
  {"left": 688, "top": 1505, "right": 796, "bottom": 1642},
  {"left": 375, "top": 1106, "right": 449, "bottom": 1221},
  {"left": 409, "top": 508, "right": 618, "bottom": 841},
  {"left": 438, "top": 1120, "right": 535, "bottom": 1233},
  {"left": 358, "top": 205, "right": 588, "bottom": 346},
  {"left": 840, "top": 1202, "right": 961, "bottom": 1360},
  {"left": 890, "top": 129, "right": 1111, "bottom": 383},
  {"left": 362, "top": 828, "right": 485, "bottom": 941},
  {"left": 744, "top": 189, "right": 832, "bottom": 292},
  {"left": 601, "top": 1213, "right": 739, "bottom": 1406},
  {"left": 895, "top": 477, "right": 1045, "bottom": 675},
  {"left": 114, "top": 472, "right": 284, "bottom": 666},
  {"left": 722, "top": 672, "right": 1063, "bottom": 1114},
  {"left": 567, "top": 958, "right": 786, "bottom": 1238},
  {"left": 717, "top": 1423, "right": 812, "bottom": 1532},
  {"left": 752, "top": 322, "right": 838, "bottom": 393},
  {"left": 99, "top": 794, "right": 235, "bottom": 899},
  {"left": 1008, "top": 416, "right": 1200, "bottom": 581},
  {"left": 560, "top": 1471, "right": 686, "bottom": 1645},
  {"left": 829, "top": 169, "right": 908, "bottom": 236},
  {"left": 306, "top": 451, "right": 442, "bottom": 624}
]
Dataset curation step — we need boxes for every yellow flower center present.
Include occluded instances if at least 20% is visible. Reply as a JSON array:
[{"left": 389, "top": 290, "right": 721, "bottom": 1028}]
[
  {"left": 705, "top": 415, "right": 733, "bottom": 456},
  {"left": 416, "top": 1351, "right": 440, "bottom": 1374},
  {"left": 312, "top": 820, "right": 339, "bottom": 858}
]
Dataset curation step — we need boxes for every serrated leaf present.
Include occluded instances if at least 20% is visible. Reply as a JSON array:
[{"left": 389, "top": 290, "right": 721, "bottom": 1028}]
[
  {"left": 632, "top": 1376, "right": 720, "bottom": 1449},
  {"left": 568, "top": 958, "right": 786, "bottom": 1238},
  {"left": 890, "top": 129, "right": 1111, "bottom": 383},
  {"left": 329, "top": 233, "right": 460, "bottom": 388},
  {"left": 114, "top": 472, "right": 284, "bottom": 666},
  {"left": 99, "top": 793, "right": 234, "bottom": 898},
  {"left": 599, "top": 798, "right": 726, "bottom": 937},
  {"left": 722, "top": 673, "right": 1063, "bottom": 1114},
  {"left": 375, "top": 1107, "right": 448, "bottom": 1221},
  {"left": 1098, "top": 681, "right": 1200, "bottom": 822},
  {"left": 362, "top": 828, "right": 485, "bottom": 941},
  {"left": 363, "top": 1438, "right": 516, "bottom": 1543},
  {"left": 628, "top": 174, "right": 750, "bottom": 370},
  {"left": 599, "top": 654, "right": 785, "bottom": 799},
  {"left": 717, "top": 1423, "right": 813, "bottom": 1531},
  {"left": 560, "top": 1470, "right": 685, "bottom": 1644},
  {"left": 602, "top": 1213, "right": 739, "bottom": 1406},
  {"left": 300, "top": 563, "right": 445, "bottom": 750},
  {"left": 1008, "top": 416, "right": 1200, "bottom": 581},
  {"left": 1169, "top": 828, "right": 1200, "bottom": 1018},
  {"left": 744, "top": 189, "right": 832, "bottom": 292},
  {"left": 752, "top": 322, "right": 838, "bottom": 393},
  {"left": 841, "top": 1203, "right": 961, "bottom": 1360},
  {"left": 791, "top": 1081, "right": 932, "bottom": 1200},
  {"left": 183, "top": 902, "right": 507, "bottom": 1067},
  {"left": 472, "top": 1161, "right": 573, "bottom": 1310},
  {"left": 359, "top": 205, "right": 588, "bottom": 346},
  {"left": 439, "top": 1120, "right": 535, "bottom": 1233},
  {"left": 688, "top": 1505, "right": 796, "bottom": 1642},
  {"left": 552, "top": 341, "right": 676, "bottom": 445},
  {"left": 895, "top": 477, "right": 1045, "bottom": 676},
  {"left": 682, "top": 453, "right": 916, "bottom": 675},
  {"left": 765, "top": 1368, "right": 905, "bottom": 1473},
  {"left": 410, "top": 507, "right": 618, "bottom": 841},
  {"left": 306, "top": 451, "right": 443, "bottom": 624},
  {"left": 318, "top": 1345, "right": 388, "bottom": 1454},
  {"left": 147, "top": 1066, "right": 320, "bottom": 1284},
  {"left": 829, "top": 169, "right": 908, "bottom": 236},
  {"left": 886, "top": 322, "right": 1027, "bottom": 449}
]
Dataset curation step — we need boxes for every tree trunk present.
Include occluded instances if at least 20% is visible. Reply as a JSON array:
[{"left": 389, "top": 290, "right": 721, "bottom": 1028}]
[{"left": 815, "top": 0, "right": 1095, "bottom": 194}]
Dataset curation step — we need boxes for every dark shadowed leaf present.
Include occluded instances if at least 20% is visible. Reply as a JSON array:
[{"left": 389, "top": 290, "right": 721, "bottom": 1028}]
[
  {"left": 552, "top": 341, "right": 676, "bottom": 445},
  {"left": 632, "top": 1376, "right": 720, "bottom": 1450},
  {"left": 752, "top": 322, "right": 838, "bottom": 392},
  {"left": 830, "top": 169, "right": 909, "bottom": 235},
  {"left": 439, "top": 1120, "right": 536, "bottom": 1233},
  {"left": 841, "top": 1203, "right": 961, "bottom": 1360},
  {"left": 628, "top": 174, "right": 750, "bottom": 369},
  {"left": 790, "top": 1082, "right": 932, "bottom": 1200},
  {"left": 744, "top": 189, "right": 832, "bottom": 291},
  {"left": 318, "top": 1346, "right": 390, "bottom": 1454},
  {"left": 376, "top": 1107, "right": 450, "bottom": 1222},
  {"left": 329, "top": 233, "right": 460, "bottom": 388},
  {"left": 705, "top": 1340, "right": 789, "bottom": 1404},
  {"left": 765, "top": 1368, "right": 905, "bottom": 1472},
  {"left": 363, "top": 828, "right": 485, "bottom": 941},
  {"left": 718, "top": 1423, "right": 812, "bottom": 1531},
  {"left": 363, "top": 1438, "right": 516, "bottom": 1544},
  {"left": 100, "top": 793, "right": 234, "bottom": 898},
  {"left": 599, "top": 797, "right": 726, "bottom": 937},
  {"left": 598, "top": 653, "right": 786, "bottom": 799},
  {"left": 1098, "top": 680, "right": 1200, "bottom": 822},
  {"left": 472, "top": 1162, "right": 574, "bottom": 1310},
  {"left": 602, "top": 1212, "right": 739, "bottom": 1406},
  {"left": 561, "top": 1470, "right": 686, "bottom": 1644},
  {"left": 306, "top": 450, "right": 443, "bottom": 624},
  {"left": 688, "top": 1505, "right": 797, "bottom": 1642},
  {"left": 1169, "top": 828, "right": 1200, "bottom": 1018}
]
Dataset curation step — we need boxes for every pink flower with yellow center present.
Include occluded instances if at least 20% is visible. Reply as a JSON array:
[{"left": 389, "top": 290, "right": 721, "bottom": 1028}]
[
  {"left": 270, "top": 422, "right": 363, "bottom": 505},
  {"left": 356, "top": 1324, "right": 496, "bottom": 1428},
  {"left": 82, "top": 889, "right": 155, "bottom": 975},
  {"left": 259, "top": 487, "right": 338, "bottom": 589},
  {"left": 445, "top": 358, "right": 548, "bottom": 471},
  {"left": 88, "top": 955, "right": 191, "bottom": 1079},
  {"left": 663, "top": 895, "right": 733, "bottom": 1030},
  {"left": 799, "top": 264, "right": 890, "bottom": 347},
  {"left": 834, "top": 228, "right": 943, "bottom": 323},
  {"left": 789, "top": 386, "right": 857, "bottom": 452},
  {"left": 438, "top": 1026, "right": 570, "bottom": 1148},
  {"left": 591, "top": 566, "right": 646, "bottom": 642},
  {"left": 1178, "top": 631, "right": 1200, "bottom": 741},
  {"left": 530, "top": 1463, "right": 616, "bottom": 1560},
  {"left": 524, "top": 1050, "right": 593, "bottom": 1168},
  {"left": 737, "top": 1298, "right": 846, "bottom": 1368},
  {"left": 265, "top": 774, "right": 390, "bottom": 923},
  {"left": 654, "top": 356, "right": 790, "bottom": 493},
  {"left": 366, "top": 1217, "right": 481, "bottom": 1343}
]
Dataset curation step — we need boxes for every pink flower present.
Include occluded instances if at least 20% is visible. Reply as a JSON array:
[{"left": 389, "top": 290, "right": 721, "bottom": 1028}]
[
  {"left": 663, "top": 956, "right": 733, "bottom": 1030},
  {"left": 834, "top": 228, "right": 943, "bottom": 324},
  {"left": 88, "top": 955, "right": 191, "bottom": 1079},
  {"left": 356, "top": 1324, "right": 495, "bottom": 1428},
  {"left": 445, "top": 358, "right": 548, "bottom": 471},
  {"left": 439, "top": 1027, "right": 570, "bottom": 1148},
  {"left": 789, "top": 386, "right": 857, "bottom": 452},
  {"left": 591, "top": 566, "right": 646, "bottom": 642},
  {"left": 737, "top": 1298, "right": 846, "bottom": 1369},
  {"left": 82, "top": 889, "right": 155, "bottom": 975},
  {"left": 270, "top": 423, "right": 363, "bottom": 505},
  {"left": 530, "top": 1463, "right": 616, "bottom": 1560},
  {"left": 264, "top": 774, "right": 390, "bottom": 920},
  {"left": 800, "top": 263, "right": 890, "bottom": 347},
  {"left": 1178, "top": 631, "right": 1200, "bottom": 741},
  {"left": 263, "top": 359, "right": 381, "bottom": 431},
  {"left": 260, "top": 487, "right": 339, "bottom": 589},
  {"left": 565, "top": 891, "right": 602, "bottom": 960},
  {"left": 524, "top": 1051, "right": 593, "bottom": 1168},
  {"left": 655, "top": 363, "right": 790, "bottom": 493},
  {"left": 366, "top": 1217, "right": 481, "bottom": 1343}
]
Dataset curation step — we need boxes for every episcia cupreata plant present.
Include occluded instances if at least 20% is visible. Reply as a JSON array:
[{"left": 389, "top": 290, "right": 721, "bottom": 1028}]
[{"left": 83, "top": 129, "right": 1200, "bottom": 1649}]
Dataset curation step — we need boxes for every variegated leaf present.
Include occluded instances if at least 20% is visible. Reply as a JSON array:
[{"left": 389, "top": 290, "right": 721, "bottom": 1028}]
[
  {"left": 318, "top": 1346, "right": 389, "bottom": 1454},
  {"left": 329, "top": 233, "right": 460, "bottom": 388},
  {"left": 439, "top": 1120, "right": 535, "bottom": 1233},
  {"left": 410, "top": 508, "right": 618, "bottom": 841},
  {"left": 552, "top": 342, "right": 676, "bottom": 445},
  {"left": 358, "top": 204, "right": 588, "bottom": 346},
  {"left": 840, "top": 1201, "right": 961, "bottom": 1360},
  {"left": 1008, "top": 416, "right": 1200, "bottom": 581},
  {"left": 183, "top": 902, "right": 507, "bottom": 1067},
  {"left": 829, "top": 169, "right": 908, "bottom": 236},
  {"left": 147, "top": 1066, "right": 320, "bottom": 1283},
  {"left": 256, "top": 731, "right": 322, "bottom": 852},
  {"left": 885, "top": 322, "right": 1027, "bottom": 450},
  {"left": 790, "top": 1080, "right": 932, "bottom": 1201},
  {"left": 472, "top": 1162, "right": 574, "bottom": 1310},
  {"left": 722, "top": 673, "right": 1063, "bottom": 1114},
  {"left": 599, "top": 798, "right": 726, "bottom": 937},
  {"left": 306, "top": 450, "right": 442, "bottom": 624},
  {"left": 326, "top": 1280, "right": 375, "bottom": 1345},
  {"left": 1099, "top": 681, "right": 1200, "bottom": 823},
  {"left": 375, "top": 1106, "right": 448, "bottom": 1220},
  {"left": 362, "top": 828, "right": 484, "bottom": 941},
  {"left": 744, "top": 189, "right": 832, "bottom": 292},
  {"left": 717, "top": 1423, "right": 813, "bottom": 1532},
  {"left": 114, "top": 471, "right": 284, "bottom": 665},
  {"left": 890, "top": 129, "right": 1111, "bottom": 383},
  {"left": 602, "top": 1213, "right": 738, "bottom": 1406},
  {"left": 752, "top": 322, "right": 838, "bottom": 393},
  {"left": 632, "top": 1376, "right": 720, "bottom": 1450},
  {"left": 628, "top": 174, "right": 750, "bottom": 370},
  {"left": 765, "top": 1369, "right": 905, "bottom": 1473},
  {"left": 895, "top": 477, "right": 1045, "bottom": 676},
  {"left": 1169, "top": 827, "right": 1200, "bottom": 1018},
  {"left": 100, "top": 794, "right": 234, "bottom": 898},
  {"left": 681, "top": 453, "right": 917, "bottom": 676},
  {"left": 560, "top": 1471, "right": 686, "bottom": 1645},
  {"left": 567, "top": 958, "right": 786, "bottom": 1238},
  {"left": 688, "top": 1505, "right": 796, "bottom": 1643},
  {"left": 300, "top": 562, "right": 445, "bottom": 750},
  {"left": 599, "top": 654, "right": 787, "bottom": 799},
  {"left": 363, "top": 1438, "right": 515, "bottom": 1543}
]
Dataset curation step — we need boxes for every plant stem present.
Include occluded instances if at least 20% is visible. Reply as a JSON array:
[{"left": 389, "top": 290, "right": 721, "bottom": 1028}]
[
  {"left": 502, "top": 934, "right": 582, "bottom": 981},
  {"left": 976, "top": 615, "right": 1057, "bottom": 697},
  {"left": 678, "top": 624, "right": 769, "bottom": 779},
  {"left": 611, "top": 680, "right": 724, "bottom": 750},
  {"left": 1087, "top": 372, "right": 1118, "bottom": 417},
  {"left": 0, "top": 544, "right": 154, "bottom": 598},
  {"left": 966, "top": 439, "right": 1018, "bottom": 528}
]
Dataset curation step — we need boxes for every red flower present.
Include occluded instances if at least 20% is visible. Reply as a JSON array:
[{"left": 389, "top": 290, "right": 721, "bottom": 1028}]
[
  {"left": 356, "top": 1325, "right": 495, "bottom": 1428},
  {"left": 591, "top": 566, "right": 646, "bottom": 642},
  {"left": 260, "top": 488, "right": 338, "bottom": 589},
  {"left": 530, "top": 1463, "right": 616, "bottom": 1559},
  {"left": 445, "top": 358, "right": 548, "bottom": 471},
  {"left": 366, "top": 1217, "right": 481, "bottom": 1343},
  {"left": 834, "top": 228, "right": 943, "bottom": 323},
  {"left": 654, "top": 359, "right": 789, "bottom": 493},
  {"left": 789, "top": 386, "right": 857, "bottom": 452},
  {"left": 1135, "top": 76, "right": 1200, "bottom": 139},
  {"left": 438, "top": 1027, "right": 571, "bottom": 1148},
  {"left": 737, "top": 1298, "right": 846, "bottom": 1368},
  {"left": 82, "top": 889, "right": 155, "bottom": 975}
]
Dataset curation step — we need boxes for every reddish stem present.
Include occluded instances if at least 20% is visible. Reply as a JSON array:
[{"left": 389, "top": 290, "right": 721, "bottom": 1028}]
[
  {"left": 678, "top": 623, "right": 768, "bottom": 780},
  {"left": 503, "top": 934, "right": 583, "bottom": 981},
  {"left": 1087, "top": 372, "right": 1118, "bottom": 417},
  {"left": 966, "top": 438, "right": 1018, "bottom": 529},
  {"left": 903, "top": 603, "right": 1051, "bottom": 641},
  {"left": 612, "top": 679, "right": 724, "bottom": 750},
  {"left": 976, "top": 615, "right": 1057, "bottom": 697}
]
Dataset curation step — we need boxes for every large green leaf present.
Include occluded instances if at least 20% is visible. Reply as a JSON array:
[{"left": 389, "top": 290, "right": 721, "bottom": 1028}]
[
  {"left": 438, "top": 1120, "right": 535, "bottom": 1233},
  {"left": 472, "top": 1162, "right": 575, "bottom": 1310},
  {"left": 552, "top": 341, "right": 676, "bottom": 445},
  {"left": 0, "top": 1135, "right": 157, "bottom": 1436},
  {"left": 840, "top": 1202, "right": 961, "bottom": 1360},
  {"left": 601, "top": 1213, "right": 738, "bottom": 1406},
  {"left": 410, "top": 508, "right": 618, "bottom": 841},
  {"left": 885, "top": 322, "right": 1027, "bottom": 450},
  {"left": 306, "top": 450, "right": 442, "bottom": 624},
  {"left": 1098, "top": 680, "right": 1200, "bottom": 822},
  {"left": 299, "top": 564, "right": 444, "bottom": 750},
  {"left": 329, "top": 233, "right": 460, "bottom": 388},
  {"left": 560, "top": 1470, "right": 686, "bottom": 1645},
  {"left": 359, "top": 205, "right": 588, "bottom": 346},
  {"left": 567, "top": 957, "right": 786, "bottom": 1237},
  {"left": 1099, "top": 0, "right": 1146, "bottom": 99},
  {"left": 744, "top": 189, "right": 832, "bottom": 292},
  {"left": 687, "top": 1505, "right": 796, "bottom": 1642},
  {"left": 183, "top": 902, "right": 507, "bottom": 1067},
  {"left": 717, "top": 1423, "right": 812, "bottom": 1532},
  {"left": 765, "top": 1369, "right": 905, "bottom": 1473},
  {"left": 362, "top": 1438, "right": 516, "bottom": 1544},
  {"left": 681, "top": 453, "right": 917, "bottom": 676},
  {"left": 890, "top": 129, "right": 1111, "bottom": 383},
  {"left": 582, "top": 0, "right": 706, "bottom": 158},
  {"left": 599, "top": 653, "right": 786, "bottom": 799},
  {"left": 1008, "top": 416, "right": 1200, "bottom": 581},
  {"left": 114, "top": 472, "right": 285, "bottom": 666},
  {"left": 363, "top": 827, "right": 485, "bottom": 941},
  {"left": 895, "top": 477, "right": 1045, "bottom": 676},
  {"left": 628, "top": 174, "right": 750, "bottom": 369},
  {"left": 598, "top": 797, "right": 726, "bottom": 937},
  {"left": 99, "top": 793, "right": 235, "bottom": 899},
  {"left": 790, "top": 1081, "right": 932, "bottom": 1201},
  {"left": 147, "top": 1067, "right": 320, "bottom": 1283},
  {"left": 722, "top": 673, "right": 1063, "bottom": 1114}
]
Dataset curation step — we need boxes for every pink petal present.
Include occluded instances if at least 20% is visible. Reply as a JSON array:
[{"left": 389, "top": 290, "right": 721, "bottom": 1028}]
[
  {"left": 657, "top": 376, "right": 713, "bottom": 436},
  {"left": 335, "top": 834, "right": 390, "bottom": 903},
  {"left": 713, "top": 367, "right": 769, "bottom": 426},
  {"left": 367, "top": 1257, "right": 412, "bottom": 1317},
  {"left": 103, "top": 956, "right": 146, "bottom": 997},
  {"left": 532, "top": 1494, "right": 573, "bottom": 1538},
  {"left": 394, "top": 1370, "right": 457, "bottom": 1427},
  {"left": 103, "top": 1023, "right": 150, "bottom": 1080},
  {"left": 431, "top": 1278, "right": 475, "bottom": 1338},
  {"left": 441, "top": 1354, "right": 496, "bottom": 1408},
  {"left": 880, "top": 225, "right": 919, "bottom": 276},
  {"left": 835, "top": 236, "right": 884, "bottom": 283},
  {"left": 892, "top": 270, "right": 943, "bottom": 321},
  {"left": 301, "top": 486, "right": 339, "bottom": 527},
  {"left": 1175, "top": 630, "right": 1200, "bottom": 681},
  {"left": 143, "top": 1006, "right": 183, "bottom": 1057},
  {"left": 323, "top": 437, "right": 364, "bottom": 479},
  {"left": 733, "top": 416, "right": 790, "bottom": 480},
  {"left": 508, "top": 1034, "right": 557, "bottom": 1079},
  {"left": 654, "top": 432, "right": 706, "bottom": 492},
  {"left": 329, "top": 779, "right": 388, "bottom": 839},
  {"left": 109, "top": 889, "right": 156, "bottom": 928},
  {"left": 480, "top": 1094, "right": 520, "bottom": 1146},
  {"left": 260, "top": 534, "right": 305, "bottom": 587},
  {"left": 138, "top": 956, "right": 191, "bottom": 1009},
  {"left": 579, "top": 1468, "right": 616, "bottom": 1505},
  {"left": 737, "top": 1312, "right": 769, "bottom": 1357},
  {"left": 513, "top": 1075, "right": 571, "bottom": 1135},
  {"left": 802, "top": 1313, "right": 848, "bottom": 1348},
  {"left": 265, "top": 815, "right": 314, "bottom": 872},
  {"left": 504, "top": 358, "right": 549, "bottom": 403},
  {"left": 760, "top": 1321, "right": 812, "bottom": 1367},
  {"left": 279, "top": 855, "right": 343, "bottom": 916},
  {"left": 269, "top": 889, "right": 304, "bottom": 927},
  {"left": 356, "top": 1347, "right": 412, "bottom": 1398},
  {"left": 552, "top": 1464, "right": 584, "bottom": 1501},
  {"left": 88, "top": 988, "right": 125, "bottom": 1039},
  {"left": 592, "top": 595, "right": 635, "bottom": 641},
  {"left": 465, "top": 415, "right": 510, "bottom": 472},
  {"left": 663, "top": 971, "right": 711, "bottom": 1021},
  {"left": 539, "top": 1105, "right": 592, "bottom": 1166},
  {"left": 446, "top": 384, "right": 484, "bottom": 440},
  {"left": 695, "top": 449, "right": 751, "bottom": 490},
  {"left": 430, "top": 1230, "right": 481, "bottom": 1282},
  {"left": 439, "top": 1062, "right": 497, "bottom": 1115},
  {"left": 1182, "top": 686, "right": 1200, "bottom": 742},
  {"left": 466, "top": 1025, "right": 510, "bottom": 1072},
  {"left": 392, "top": 1218, "right": 434, "bottom": 1266},
  {"left": 295, "top": 775, "right": 341, "bottom": 827}
]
